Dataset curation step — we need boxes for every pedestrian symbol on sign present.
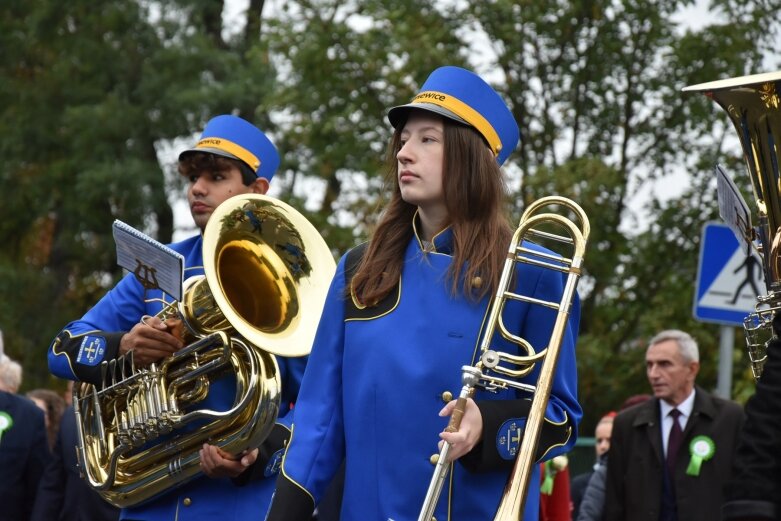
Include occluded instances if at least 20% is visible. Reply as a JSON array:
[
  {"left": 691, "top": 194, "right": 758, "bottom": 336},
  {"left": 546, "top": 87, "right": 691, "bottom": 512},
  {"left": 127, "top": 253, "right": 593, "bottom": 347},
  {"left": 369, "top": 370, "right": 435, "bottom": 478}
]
[
  {"left": 730, "top": 255, "right": 761, "bottom": 305},
  {"left": 694, "top": 222, "right": 763, "bottom": 326}
]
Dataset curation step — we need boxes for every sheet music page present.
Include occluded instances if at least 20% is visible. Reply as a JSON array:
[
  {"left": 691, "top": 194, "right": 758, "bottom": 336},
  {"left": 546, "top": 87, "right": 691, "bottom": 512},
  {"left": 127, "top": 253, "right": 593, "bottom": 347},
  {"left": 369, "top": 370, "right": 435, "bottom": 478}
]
[
  {"left": 112, "top": 220, "right": 184, "bottom": 301},
  {"left": 716, "top": 164, "right": 753, "bottom": 256}
]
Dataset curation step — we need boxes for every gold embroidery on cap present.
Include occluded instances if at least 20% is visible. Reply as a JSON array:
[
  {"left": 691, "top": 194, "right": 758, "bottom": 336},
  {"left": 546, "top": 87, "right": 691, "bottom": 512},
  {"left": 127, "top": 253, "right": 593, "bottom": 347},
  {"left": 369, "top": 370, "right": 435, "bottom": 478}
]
[
  {"left": 411, "top": 90, "right": 501, "bottom": 156},
  {"left": 195, "top": 137, "right": 261, "bottom": 172}
]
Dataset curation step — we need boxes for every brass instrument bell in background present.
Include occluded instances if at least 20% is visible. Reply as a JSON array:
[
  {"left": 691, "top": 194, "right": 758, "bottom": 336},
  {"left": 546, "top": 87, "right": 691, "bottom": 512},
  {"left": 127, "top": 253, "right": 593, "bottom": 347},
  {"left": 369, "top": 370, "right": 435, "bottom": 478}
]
[{"left": 683, "top": 71, "right": 781, "bottom": 378}]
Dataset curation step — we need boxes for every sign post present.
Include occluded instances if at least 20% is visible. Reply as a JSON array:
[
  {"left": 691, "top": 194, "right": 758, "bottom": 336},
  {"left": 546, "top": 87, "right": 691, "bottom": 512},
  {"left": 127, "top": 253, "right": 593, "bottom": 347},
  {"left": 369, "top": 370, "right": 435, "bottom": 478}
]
[{"left": 694, "top": 222, "right": 763, "bottom": 398}]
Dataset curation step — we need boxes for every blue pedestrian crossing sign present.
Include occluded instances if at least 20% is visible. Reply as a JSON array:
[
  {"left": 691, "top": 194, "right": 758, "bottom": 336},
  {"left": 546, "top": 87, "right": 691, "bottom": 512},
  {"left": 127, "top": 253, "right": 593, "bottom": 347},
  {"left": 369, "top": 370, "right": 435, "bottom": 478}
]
[{"left": 694, "top": 222, "right": 763, "bottom": 326}]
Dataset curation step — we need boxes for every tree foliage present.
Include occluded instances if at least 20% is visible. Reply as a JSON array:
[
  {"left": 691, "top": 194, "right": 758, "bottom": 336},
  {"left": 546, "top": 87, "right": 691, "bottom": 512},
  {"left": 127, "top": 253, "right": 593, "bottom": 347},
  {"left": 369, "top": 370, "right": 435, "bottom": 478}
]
[
  {"left": 0, "top": 0, "right": 276, "bottom": 389},
  {"left": 259, "top": 0, "right": 467, "bottom": 249},
  {"left": 1, "top": 0, "right": 779, "bottom": 437}
]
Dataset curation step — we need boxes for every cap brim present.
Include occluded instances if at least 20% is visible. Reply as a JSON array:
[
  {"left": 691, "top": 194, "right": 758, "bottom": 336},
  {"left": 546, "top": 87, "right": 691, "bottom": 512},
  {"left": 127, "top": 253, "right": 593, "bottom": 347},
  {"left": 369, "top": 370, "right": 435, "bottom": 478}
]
[
  {"left": 387, "top": 102, "right": 469, "bottom": 129},
  {"left": 178, "top": 146, "right": 245, "bottom": 165}
]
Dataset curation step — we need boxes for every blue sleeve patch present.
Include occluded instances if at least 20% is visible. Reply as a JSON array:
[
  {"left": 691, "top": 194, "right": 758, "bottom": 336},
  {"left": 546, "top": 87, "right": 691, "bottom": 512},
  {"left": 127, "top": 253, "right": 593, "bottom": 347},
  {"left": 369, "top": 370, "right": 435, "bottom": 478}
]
[
  {"left": 496, "top": 417, "right": 526, "bottom": 460},
  {"left": 76, "top": 335, "right": 107, "bottom": 366},
  {"left": 264, "top": 448, "right": 285, "bottom": 477}
]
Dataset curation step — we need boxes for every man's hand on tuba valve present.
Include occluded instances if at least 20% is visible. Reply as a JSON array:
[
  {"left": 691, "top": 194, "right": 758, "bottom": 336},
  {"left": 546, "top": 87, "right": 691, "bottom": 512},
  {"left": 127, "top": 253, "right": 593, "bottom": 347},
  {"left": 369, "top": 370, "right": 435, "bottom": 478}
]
[
  {"left": 199, "top": 444, "right": 258, "bottom": 478},
  {"left": 118, "top": 316, "right": 184, "bottom": 367}
]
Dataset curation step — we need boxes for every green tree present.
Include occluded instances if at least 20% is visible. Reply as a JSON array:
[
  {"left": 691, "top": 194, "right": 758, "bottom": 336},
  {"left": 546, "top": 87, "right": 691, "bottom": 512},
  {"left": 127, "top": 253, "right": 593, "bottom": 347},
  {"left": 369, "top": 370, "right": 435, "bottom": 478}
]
[
  {"left": 463, "top": 0, "right": 777, "bottom": 432},
  {"left": 0, "top": 0, "right": 277, "bottom": 390},
  {"left": 254, "top": 0, "right": 778, "bottom": 432},
  {"left": 258, "top": 0, "right": 467, "bottom": 251},
  {"left": 1, "top": 0, "right": 779, "bottom": 443},
  {"left": 257, "top": 0, "right": 779, "bottom": 433}
]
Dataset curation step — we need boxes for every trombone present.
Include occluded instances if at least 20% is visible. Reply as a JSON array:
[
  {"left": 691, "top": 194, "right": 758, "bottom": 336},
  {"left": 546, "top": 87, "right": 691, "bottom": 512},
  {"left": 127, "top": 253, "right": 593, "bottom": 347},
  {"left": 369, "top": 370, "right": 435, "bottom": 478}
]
[{"left": 418, "top": 196, "right": 589, "bottom": 521}]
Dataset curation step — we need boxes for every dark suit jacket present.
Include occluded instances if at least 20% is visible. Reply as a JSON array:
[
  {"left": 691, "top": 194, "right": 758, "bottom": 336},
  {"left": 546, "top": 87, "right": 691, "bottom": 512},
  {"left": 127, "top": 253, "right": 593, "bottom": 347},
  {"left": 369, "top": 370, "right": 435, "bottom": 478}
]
[
  {"left": 723, "top": 336, "right": 781, "bottom": 520},
  {"left": 30, "top": 406, "right": 119, "bottom": 521},
  {"left": 570, "top": 469, "right": 593, "bottom": 520},
  {"left": 605, "top": 386, "right": 744, "bottom": 521},
  {"left": 0, "top": 390, "right": 49, "bottom": 521}
]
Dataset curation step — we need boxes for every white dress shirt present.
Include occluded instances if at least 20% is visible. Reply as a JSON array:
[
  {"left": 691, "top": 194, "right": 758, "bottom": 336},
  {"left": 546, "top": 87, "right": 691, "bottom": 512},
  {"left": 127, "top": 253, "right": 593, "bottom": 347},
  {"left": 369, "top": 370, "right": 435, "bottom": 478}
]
[{"left": 659, "top": 389, "right": 695, "bottom": 457}]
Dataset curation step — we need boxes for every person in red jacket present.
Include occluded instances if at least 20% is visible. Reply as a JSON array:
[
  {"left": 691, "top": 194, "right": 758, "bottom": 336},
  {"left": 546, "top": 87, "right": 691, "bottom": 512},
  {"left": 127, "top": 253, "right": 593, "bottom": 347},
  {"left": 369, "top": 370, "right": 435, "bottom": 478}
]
[{"left": 540, "top": 455, "right": 572, "bottom": 521}]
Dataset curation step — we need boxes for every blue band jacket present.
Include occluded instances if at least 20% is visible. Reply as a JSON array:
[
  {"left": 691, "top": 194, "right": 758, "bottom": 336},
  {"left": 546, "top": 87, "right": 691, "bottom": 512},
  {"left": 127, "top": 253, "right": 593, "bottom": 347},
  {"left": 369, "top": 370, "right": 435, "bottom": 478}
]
[{"left": 267, "top": 225, "right": 581, "bottom": 521}]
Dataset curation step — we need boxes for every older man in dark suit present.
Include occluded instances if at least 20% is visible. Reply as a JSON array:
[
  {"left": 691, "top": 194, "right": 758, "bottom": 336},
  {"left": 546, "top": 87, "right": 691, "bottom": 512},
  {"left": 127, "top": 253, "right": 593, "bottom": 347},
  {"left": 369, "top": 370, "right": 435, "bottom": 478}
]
[
  {"left": 604, "top": 329, "right": 744, "bottom": 521},
  {"left": 0, "top": 388, "right": 49, "bottom": 521}
]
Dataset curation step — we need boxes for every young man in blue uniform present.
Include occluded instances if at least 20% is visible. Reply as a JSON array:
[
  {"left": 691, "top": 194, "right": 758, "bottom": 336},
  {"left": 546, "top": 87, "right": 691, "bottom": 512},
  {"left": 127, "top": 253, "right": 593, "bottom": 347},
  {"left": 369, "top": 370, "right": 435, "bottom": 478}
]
[
  {"left": 48, "top": 115, "right": 306, "bottom": 521},
  {"left": 265, "top": 66, "right": 581, "bottom": 521}
]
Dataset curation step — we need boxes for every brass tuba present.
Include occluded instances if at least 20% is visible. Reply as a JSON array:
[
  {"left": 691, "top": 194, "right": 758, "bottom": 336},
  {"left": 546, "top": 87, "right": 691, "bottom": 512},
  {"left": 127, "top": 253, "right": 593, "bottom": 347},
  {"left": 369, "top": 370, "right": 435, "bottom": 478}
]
[
  {"left": 74, "top": 194, "right": 336, "bottom": 507},
  {"left": 683, "top": 71, "right": 781, "bottom": 378},
  {"left": 418, "top": 196, "right": 589, "bottom": 521}
]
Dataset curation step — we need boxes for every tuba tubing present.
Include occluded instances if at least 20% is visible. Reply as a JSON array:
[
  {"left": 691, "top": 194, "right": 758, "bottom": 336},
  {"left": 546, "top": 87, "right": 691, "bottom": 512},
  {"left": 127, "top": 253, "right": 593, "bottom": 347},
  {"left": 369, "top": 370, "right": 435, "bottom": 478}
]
[
  {"left": 75, "top": 333, "right": 281, "bottom": 507},
  {"left": 418, "top": 196, "right": 589, "bottom": 521},
  {"left": 75, "top": 194, "right": 336, "bottom": 507}
]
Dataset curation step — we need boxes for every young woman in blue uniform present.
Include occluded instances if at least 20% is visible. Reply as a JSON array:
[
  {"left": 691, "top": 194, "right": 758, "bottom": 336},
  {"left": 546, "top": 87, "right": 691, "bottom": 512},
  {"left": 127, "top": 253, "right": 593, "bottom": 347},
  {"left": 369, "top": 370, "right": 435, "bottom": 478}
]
[
  {"left": 266, "top": 66, "right": 582, "bottom": 521},
  {"left": 47, "top": 115, "right": 307, "bottom": 521}
]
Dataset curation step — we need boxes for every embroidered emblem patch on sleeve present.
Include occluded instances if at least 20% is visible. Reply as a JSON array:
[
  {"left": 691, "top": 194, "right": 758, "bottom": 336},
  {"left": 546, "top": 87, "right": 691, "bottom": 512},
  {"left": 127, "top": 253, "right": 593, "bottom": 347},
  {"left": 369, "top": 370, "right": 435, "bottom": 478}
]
[
  {"left": 264, "top": 448, "right": 285, "bottom": 477},
  {"left": 76, "top": 335, "right": 107, "bottom": 366},
  {"left": 496, "top": 418, "right": 526, "bottom": 460}
]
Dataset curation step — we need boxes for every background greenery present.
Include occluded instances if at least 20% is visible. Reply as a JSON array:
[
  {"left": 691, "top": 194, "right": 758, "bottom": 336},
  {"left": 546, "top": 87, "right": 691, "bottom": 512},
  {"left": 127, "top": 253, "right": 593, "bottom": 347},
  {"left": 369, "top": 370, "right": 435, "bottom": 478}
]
[{"left": 2, "top": 0, "right": 779, "bottom": 438}]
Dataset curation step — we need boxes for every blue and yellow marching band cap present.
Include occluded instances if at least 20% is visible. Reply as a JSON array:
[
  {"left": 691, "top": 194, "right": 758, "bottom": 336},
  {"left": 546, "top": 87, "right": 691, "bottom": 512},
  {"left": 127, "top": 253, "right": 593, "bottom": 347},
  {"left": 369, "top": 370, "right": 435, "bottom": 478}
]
[
  {"left": 179, "top": 114, "right": 280, "bottom": 181},
  {"left": 388, "top": 66, "right": 520, "bottom": 166}
]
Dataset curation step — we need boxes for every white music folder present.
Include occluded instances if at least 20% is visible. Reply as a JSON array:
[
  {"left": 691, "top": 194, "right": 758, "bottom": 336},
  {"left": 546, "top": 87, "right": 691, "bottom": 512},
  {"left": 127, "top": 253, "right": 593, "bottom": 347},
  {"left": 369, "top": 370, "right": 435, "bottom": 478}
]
[
  {"left": 112, "top": 220, "right": 184, "bottom": 301},
  {"left": 716, "top": 164, "right": 753, "bottom": 256}
]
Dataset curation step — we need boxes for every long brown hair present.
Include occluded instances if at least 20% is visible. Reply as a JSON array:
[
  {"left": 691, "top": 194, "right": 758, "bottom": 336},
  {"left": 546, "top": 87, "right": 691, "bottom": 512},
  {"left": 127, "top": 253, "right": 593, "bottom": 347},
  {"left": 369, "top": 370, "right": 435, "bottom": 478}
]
[{"left": 351, "top": 114, "right": 512, "bottom": 304}]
